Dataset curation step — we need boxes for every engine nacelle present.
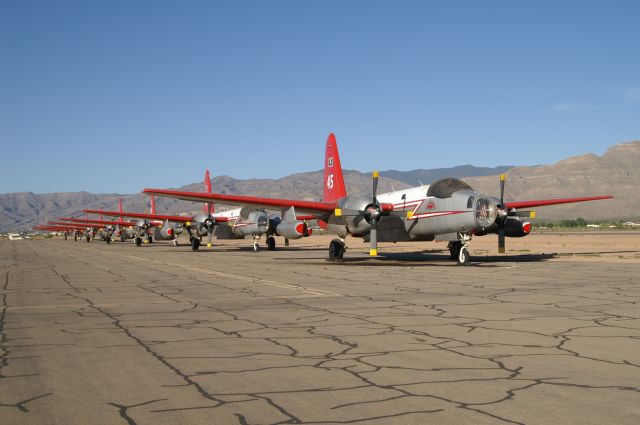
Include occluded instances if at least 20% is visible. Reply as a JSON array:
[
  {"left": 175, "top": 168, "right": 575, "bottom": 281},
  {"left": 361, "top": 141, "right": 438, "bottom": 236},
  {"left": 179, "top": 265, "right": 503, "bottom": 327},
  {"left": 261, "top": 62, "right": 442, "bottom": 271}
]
[
  {"left": 276, "top": 220, "right": 308, "bottom": 239},
  {"left": 335, "top": 195, "right": 375, "bottom": 235},
  {"left": 233, "top": 211, "right": 269, "bottom": 237},
  {"left": 504, "top": 219, "right": 531, "bottom": 238}
]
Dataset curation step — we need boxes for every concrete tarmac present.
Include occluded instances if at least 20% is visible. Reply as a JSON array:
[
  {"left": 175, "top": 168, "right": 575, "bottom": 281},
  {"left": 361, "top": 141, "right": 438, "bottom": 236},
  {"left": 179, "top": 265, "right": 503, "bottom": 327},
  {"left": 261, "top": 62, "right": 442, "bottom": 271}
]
[{"left": 1, "top": 237, "right": 639, "bottom": 424}]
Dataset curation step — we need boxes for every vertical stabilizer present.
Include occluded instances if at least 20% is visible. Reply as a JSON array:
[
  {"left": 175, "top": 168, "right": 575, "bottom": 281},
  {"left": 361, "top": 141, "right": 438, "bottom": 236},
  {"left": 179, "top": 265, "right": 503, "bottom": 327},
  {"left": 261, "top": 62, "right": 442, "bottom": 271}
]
[
  {"left": 204, "top": 169, "right": 214, "bottom": 214},
  {"left": 322, "top": 133, "right": 347, "bottom": 203}
]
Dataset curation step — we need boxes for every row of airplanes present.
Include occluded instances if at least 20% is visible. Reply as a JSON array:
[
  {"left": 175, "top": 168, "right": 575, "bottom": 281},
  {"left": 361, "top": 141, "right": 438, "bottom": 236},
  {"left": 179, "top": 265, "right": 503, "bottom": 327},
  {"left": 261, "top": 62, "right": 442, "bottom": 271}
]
[{"left": 34, "top": 134, "right": 614, "bottom": 265}]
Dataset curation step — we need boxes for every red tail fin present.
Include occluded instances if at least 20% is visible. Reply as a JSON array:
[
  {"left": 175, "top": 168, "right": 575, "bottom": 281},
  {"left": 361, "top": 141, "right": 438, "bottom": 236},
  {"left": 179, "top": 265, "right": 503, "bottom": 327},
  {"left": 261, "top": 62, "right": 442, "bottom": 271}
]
[
  {"left": 119, "top": 199, "right": 123, "bottom": 221},
  {"left": 203, "top": 169, "right": 214, "bottom": 214},
  {"left": 150, "top": 195, "right": 156, "bottom": 214},
  {"left": 323, "top": 133, "right": 347, "bottom": 203}
]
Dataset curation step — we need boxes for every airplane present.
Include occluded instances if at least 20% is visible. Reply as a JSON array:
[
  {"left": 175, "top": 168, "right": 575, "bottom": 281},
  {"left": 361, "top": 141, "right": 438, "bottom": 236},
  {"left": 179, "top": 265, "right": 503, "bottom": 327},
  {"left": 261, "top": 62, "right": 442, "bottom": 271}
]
[
  {"left": 144, "top": 133, "right": 613, "bottom": 265},
  {"left": 57, "top": 216, "right": 139, "bottom": 243},
  {"left": 84, "top": 171, "right": 226, "bottom": 249},
  {"left": 86, "top": 171, "right": 312, "bottom": 251},
  {"left": 33, "top": 223, "right": 90, "bottom": 241}
]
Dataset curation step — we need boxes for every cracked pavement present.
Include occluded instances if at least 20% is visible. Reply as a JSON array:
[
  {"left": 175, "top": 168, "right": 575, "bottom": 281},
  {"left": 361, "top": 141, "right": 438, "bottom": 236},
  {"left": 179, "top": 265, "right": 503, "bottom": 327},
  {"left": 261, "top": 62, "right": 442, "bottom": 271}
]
[{"left": 1, "top": 237, "right": 639, "bottom": 424}]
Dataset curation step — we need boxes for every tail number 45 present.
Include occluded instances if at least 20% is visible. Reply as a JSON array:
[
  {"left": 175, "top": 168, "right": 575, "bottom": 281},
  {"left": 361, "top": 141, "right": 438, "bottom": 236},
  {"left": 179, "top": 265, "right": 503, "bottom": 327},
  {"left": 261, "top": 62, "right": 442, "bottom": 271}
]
[{"left": 327, "top": 174, "right": 334, "bottom": 189}]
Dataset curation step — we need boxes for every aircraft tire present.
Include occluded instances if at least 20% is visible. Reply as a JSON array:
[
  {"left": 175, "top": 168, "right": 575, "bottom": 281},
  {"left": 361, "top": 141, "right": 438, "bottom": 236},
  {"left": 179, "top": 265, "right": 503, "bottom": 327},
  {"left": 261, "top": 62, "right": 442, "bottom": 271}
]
[
  {"left": 253, "top": 242, "right": 260, "bottom": 252},
  {"left": 105, "top": 237, "right": 111, "bottom": 244},
  {"left": 191, "top": 237, "right": 200, "bottom": 251},
  {"left": 86, "top": 236, "right": 91, "bottom": 243},
  {"left": 329, "top": 239, "right": 345, "bottom": 261},
  {"left": 148, "top": 236, "right": 153, "bottom": 244},
  {"left": 135, "top": 237, "right": 142, "bottom": 247},
  {"left": 449, "top": 241, "right": 462, "bottom": 260},
  {"left": 266, "top": 236, "right": 276, "bottom": 251},
  {"left": 457, "top": 247, "right": 471, "bottom": 266}
]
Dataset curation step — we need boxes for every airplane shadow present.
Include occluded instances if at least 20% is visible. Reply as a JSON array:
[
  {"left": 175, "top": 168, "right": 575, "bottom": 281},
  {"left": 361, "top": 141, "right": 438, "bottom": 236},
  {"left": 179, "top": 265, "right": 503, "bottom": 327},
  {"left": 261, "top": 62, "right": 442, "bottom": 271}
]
[{"left": 273, "top": 251, "right": 558, "bottom": 267}]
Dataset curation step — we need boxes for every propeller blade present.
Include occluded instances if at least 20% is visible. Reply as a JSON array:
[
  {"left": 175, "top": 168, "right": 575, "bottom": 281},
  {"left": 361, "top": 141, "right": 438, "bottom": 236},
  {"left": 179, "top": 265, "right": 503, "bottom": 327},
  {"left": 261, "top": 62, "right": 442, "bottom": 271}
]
[
  {"left": 370, "top": 220, "right": 378, "bottom": 256},
  {"left": 372, "top": 170, "right": 379, "bottom": 203},
  {"left": 499, "top": 173, "right": 506, "bottom": 207},
  {"left": 498, "top": 227, "right": 506, "bottom": 254}
]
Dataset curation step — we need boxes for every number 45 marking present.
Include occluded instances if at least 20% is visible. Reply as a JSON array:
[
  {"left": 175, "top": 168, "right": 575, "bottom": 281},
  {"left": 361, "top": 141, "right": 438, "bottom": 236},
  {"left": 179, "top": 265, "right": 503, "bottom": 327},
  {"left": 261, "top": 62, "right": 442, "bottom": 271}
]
[{"left": 327, "top": 174, "right": 334, "bottom": 189}]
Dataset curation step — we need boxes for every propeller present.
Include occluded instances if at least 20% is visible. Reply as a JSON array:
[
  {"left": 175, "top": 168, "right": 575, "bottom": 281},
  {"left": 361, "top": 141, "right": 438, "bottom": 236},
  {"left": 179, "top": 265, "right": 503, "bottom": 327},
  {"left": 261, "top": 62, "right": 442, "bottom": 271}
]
[
  {"left": 333, "top": 171, "right": 392, "bottom": 256},
  {"left": 367, "top": 171, "right": 381, "bottom": 256}
]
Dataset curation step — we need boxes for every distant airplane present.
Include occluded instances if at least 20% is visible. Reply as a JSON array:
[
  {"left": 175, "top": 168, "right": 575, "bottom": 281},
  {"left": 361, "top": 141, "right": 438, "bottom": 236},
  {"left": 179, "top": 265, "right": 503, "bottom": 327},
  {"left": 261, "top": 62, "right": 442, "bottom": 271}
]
[
  {"left": 144, "top": 133, "right": 613, "bottom": 265},
  {"left": 87, "top": 170, "right": 312, "bottom": 251}
]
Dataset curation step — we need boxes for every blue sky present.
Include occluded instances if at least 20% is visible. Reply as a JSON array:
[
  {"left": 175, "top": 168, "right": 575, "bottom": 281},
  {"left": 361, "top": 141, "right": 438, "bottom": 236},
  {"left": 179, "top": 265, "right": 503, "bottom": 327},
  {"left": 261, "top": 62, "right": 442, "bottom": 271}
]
[{"left": 1, "top": 1, "right": 639, "bottom": 194}]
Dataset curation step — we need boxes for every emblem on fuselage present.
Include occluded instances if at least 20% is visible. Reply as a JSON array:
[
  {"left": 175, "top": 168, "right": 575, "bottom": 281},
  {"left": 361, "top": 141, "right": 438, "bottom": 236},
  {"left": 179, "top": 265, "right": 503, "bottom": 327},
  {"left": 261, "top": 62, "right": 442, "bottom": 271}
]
[
  {"left": 427, "top": 201, "right": 436, "bottom": 210},
  {"left": 328, "top": 157, "right": 334, "bottom": 167}
]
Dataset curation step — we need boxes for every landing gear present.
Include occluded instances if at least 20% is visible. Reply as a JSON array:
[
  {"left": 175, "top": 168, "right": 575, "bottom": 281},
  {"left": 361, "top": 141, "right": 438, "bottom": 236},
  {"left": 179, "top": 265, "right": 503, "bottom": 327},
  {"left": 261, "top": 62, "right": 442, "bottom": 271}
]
[
  {"left": 86, "top": 235, "right": 91, "bottom": 243},
  {"left": 252, "top": 235, "right": 260, "bottom": 252},
  {"left": 284, "top": 238, "right": 290, "bottom": 247},
  {"left": 329, "top": 239, "right": 345, "bottom": 261},
  {"left": 64, "top": 233, "right": 68, "bottom": 240},
  {"left": 266, "top": 236, "right": 276, "bottom": 251},
  {"left": 135, "top": 237, "right": 142, "bottom": 247},
  {"left": 458, "top": 247, "right": 470, "bottom": 265},
  {"left": 455, "top": 234, "right": 472, "bottom": 266},
  {"left": 173, "top": 239, "right": 179, "bottom": 247},
  {"left": 448, "top": 241, "right": 462, "bottom": 260},
  {"left": 191, "top": 237, "right": 201, "bottom": 251},
  {"left": 105, "top": 237, "right": 111, "bottom": 244},
  {"left": 147, "top": 235, "right": 153, "bottom": 244}
]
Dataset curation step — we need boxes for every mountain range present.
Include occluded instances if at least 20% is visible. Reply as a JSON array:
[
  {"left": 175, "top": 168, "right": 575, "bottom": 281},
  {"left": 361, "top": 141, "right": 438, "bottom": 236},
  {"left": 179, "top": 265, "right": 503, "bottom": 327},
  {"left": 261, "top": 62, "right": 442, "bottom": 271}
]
[{"left": 1, "top": 141, "right": 638, "bottom": 232}]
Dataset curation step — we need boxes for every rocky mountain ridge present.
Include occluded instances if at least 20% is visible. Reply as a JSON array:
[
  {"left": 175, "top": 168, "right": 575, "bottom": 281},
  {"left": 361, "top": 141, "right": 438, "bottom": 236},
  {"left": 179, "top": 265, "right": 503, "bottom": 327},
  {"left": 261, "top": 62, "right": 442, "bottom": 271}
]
[{"left": 1, "top": 141, "right": 638, "bottom": 232}]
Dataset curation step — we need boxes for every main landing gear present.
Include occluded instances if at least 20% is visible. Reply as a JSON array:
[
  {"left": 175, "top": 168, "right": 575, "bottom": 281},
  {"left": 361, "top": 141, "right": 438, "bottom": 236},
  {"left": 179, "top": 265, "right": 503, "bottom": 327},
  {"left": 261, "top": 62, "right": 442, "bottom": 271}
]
[
  {"left": 191, "top": 236, "right": 201, "bottom": 251},
  {"left": 135, "top": 237, "right": 142, "bottom": 247},
  {"left": 266, "top": 236, "right": 276, "bottom": 251},
  {"left": 448, "top": 234, "right": 472, "bottom": 266},
  {"left": 147, "top": 235, "right": 153, "bottom": 244},
  {"left": 328, "top": 238, "right": 345, "bottom": 261},
  {"left": 86, "top": 235, "right": 91, "bottom": 243},
  {"left": 173, "top": 238, "right": 179, "bottom": 247}
]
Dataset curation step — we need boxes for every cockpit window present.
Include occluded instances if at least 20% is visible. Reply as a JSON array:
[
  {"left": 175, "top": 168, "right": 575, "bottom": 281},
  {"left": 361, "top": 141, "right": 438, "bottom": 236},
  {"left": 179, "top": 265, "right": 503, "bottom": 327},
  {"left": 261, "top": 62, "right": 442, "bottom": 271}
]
[
  {"left": 426, "top": 178, "right": 473, "bottom": 198},
  {"left": 467, "top": 196, "right": 476, "bottom": 208}
]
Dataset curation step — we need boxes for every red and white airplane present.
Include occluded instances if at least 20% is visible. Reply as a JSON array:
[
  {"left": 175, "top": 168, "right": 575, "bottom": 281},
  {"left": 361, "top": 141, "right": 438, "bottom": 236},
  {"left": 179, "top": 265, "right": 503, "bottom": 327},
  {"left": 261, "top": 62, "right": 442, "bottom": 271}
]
[{"left": 144, "top": 134, "right": 613, "bottom": 265}]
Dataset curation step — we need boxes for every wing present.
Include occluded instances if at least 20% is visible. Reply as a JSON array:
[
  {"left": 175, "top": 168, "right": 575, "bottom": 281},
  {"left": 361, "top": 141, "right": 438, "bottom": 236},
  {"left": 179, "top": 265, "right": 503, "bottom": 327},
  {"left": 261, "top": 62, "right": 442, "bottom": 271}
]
[
  {"left": 83, "top": 209, "right": 230, "bottom": 224},
  {"left": 143, "top": 189, "right": 337, "bottom": 217},
  {"left": 504, "top": 195, "right": 613, "bottom": 210}
]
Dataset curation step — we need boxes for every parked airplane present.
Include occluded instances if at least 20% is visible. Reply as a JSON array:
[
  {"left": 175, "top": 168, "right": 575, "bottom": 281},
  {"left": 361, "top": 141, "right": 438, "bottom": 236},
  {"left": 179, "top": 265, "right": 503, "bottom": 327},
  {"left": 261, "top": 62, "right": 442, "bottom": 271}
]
[{"left": 144, "top": 133, "right": 613, "bottom": 265}]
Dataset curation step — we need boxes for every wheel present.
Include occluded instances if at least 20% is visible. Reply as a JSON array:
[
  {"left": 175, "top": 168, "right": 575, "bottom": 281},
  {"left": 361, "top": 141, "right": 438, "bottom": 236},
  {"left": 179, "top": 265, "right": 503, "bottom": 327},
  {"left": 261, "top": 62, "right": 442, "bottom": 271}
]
[
  {"left": 86, "top": 236, "right": 91, "bottom": 243},
  {"left": 135, "top": 237, "right": 142, "bottom": 247},
  {"left": 253, "top": 242, "right": 260, "bottom": 252},
  {"left": 173, "top": 239, "right": 179, "bottom": 247},
  {"left": 191, "top": 237, "right": 200, "bottom": 251},
  {"left": 329, "top": 239, "right": 345, "bottom": 261},
  {"left": 266, "top": 236, "right": 276, "bottom": 250},
  {"left": 64, "top": 234, "right": 68, "bottom": 240},
  {"left": 449, "top": 241, "right": 462, "bottom": 260},
  {"left": 147, "top": 236, "right": 153, "bottom": 244},
  {"left": 457, "top": 247, "right": 471, "bottom": 266},
  {"left": 105, "top": 237, "right": 111, "bottom": 244}
]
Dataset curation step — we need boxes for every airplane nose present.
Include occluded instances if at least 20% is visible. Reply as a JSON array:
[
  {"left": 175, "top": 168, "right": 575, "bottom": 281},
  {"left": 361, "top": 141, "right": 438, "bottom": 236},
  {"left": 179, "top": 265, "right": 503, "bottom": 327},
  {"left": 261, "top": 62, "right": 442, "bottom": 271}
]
[{"left": 475, "top": 197, "right": 498, "bottom": 228}]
